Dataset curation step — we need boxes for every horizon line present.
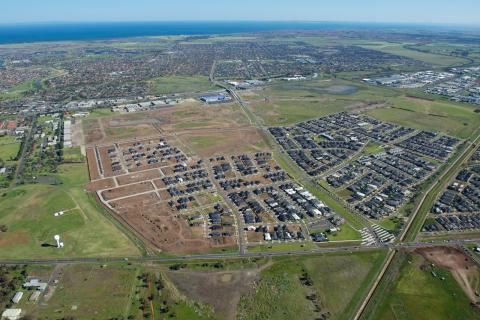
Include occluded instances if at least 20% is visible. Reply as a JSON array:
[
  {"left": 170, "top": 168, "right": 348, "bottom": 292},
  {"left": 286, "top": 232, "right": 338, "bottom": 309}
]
[{"left": 0, "top": 20, "right": 479, "bottom": 28}]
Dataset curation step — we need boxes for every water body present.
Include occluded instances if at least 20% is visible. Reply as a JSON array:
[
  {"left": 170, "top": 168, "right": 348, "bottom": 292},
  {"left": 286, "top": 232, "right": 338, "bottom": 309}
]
[
  {"left": 322, "top": 85, "right": 358, "bottom": 95},
  {"left": 0, "top": 21, "right": 452, "bottom": 45}
]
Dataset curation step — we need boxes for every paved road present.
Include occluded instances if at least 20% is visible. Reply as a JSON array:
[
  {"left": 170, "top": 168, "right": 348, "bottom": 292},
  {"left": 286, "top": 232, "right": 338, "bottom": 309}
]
[{"left": 1, "top": 238, "right": 478, "bottom": 266}]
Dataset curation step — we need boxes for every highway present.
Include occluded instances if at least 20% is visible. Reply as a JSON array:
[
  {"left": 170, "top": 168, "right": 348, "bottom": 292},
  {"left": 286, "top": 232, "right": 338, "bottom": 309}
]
[{"left": 1, "top": 238, "right": 479, "bottom": 266}]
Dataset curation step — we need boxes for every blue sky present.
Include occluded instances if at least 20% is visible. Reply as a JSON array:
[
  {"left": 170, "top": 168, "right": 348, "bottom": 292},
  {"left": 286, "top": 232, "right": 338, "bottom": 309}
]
[{"left": 2, "top": 0, "right": 479, "bottom": 25}]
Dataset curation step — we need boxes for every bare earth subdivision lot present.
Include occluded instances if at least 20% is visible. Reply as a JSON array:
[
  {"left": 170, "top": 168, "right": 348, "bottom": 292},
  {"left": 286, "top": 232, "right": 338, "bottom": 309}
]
[
  {"left": 87, "top": 136, "right": 238, "bottom": 254},
  {"left": 82, "top": 103, "right": 272, "bottom": 253}
]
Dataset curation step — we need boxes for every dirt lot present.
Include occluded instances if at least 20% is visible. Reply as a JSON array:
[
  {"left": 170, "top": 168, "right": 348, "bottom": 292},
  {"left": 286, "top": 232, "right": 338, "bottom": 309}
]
[
  {"left": 109, "top": 191, "right": 161, "bottom": 209},
  {"left": 178, "top": 128, "right": 268, "bottom": 157},
  {"left": 417, "top": 246, "right": 480, "bottom": 304},
  {"left": 86, "top": 178, "right": 116, "bottom": 192},
  {"left": 86, "top": 147, "right": 101, "bottom": 180},
  {"left": 116, "top": 169, "right": 163, "bottom": 186},
  {"left": 101, "top": 181, "right": 154, "bottom": 201},
  {"left": 97, "top": 145, "right": 115, "bottom": 177},
  {"left": 83, "top": 118, "right": 104, "bottom": 144},
  {"left": 82, "top": 102, "right": 252, "bottom": 146}
]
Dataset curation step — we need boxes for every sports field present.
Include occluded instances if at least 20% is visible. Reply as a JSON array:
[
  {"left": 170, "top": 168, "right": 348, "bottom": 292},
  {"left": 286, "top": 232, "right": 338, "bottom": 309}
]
[{"left": 0, "top": 135, "right": 20, "bottom": 162}]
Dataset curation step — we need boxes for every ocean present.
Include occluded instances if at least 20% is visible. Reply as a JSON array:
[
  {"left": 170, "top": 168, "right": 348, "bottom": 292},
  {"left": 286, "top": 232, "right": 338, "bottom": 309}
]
[{"left": 0, "top": 21, "right": 444, "bottom": 44}]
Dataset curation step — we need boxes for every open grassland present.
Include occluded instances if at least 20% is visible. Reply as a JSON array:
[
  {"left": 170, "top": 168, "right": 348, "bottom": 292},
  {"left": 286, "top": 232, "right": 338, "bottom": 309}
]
[
  {"left": 249, "top": 98, "right": 356, "bottom": 126},
  {"left": 367, "top": 253, "right": 480, "bottom": 320},
  {"left": 242, "top": 79, "right": 395, "bottom": 126},
  {"left": 410, "top": 43, "right": 480, "bottom": 64},
  {"left": 0, "top": 80, "right": 42, "bottom": 100},
  {"left": 237, "top": 250, "right": 387, "bottom": 320},
  {"left": 248, "top": 241, "right": 319, "bottom": 253},
  {"left": 0, "top": 163, "right": 140, "bottom": 259},
  {"left": 9, "top": 252, "right": 389, "bottom": 320},
  {"left": 243, "top": 79, "right": 479, "bottom": 139},
  {"left": 366, "top": 96, "right": 480, "bottom": 139},
  {"left": 148, "top": 75, "right": 218, "bottom": 94}
]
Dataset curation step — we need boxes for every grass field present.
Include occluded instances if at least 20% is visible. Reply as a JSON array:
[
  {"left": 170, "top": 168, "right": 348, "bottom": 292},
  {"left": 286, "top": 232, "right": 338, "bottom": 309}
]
[
  {"left": 15, "top": 262, "right": 216, "bottom": 319},
  {"left": 377, "top": 217, "right": 401, "bottom": 232},
  {"left": 0, "top": 163, "right": 140, "bottom": 259},
  {"left": 248, "top": 241, "right": 318, "bottom": 253},
  {"left": 237, "top": 250, "right": 387, "bottom": 320},
  {"left": 86, "top": 108, "right": 114, "bottom": 119},
  {"left": 0, "top": 135, "right": 20, "bottom": 161},
  {"left": 244, "top": 77, "right": 479, "bottom": 139},
  {"left": 25, "top": 264, "right": 137, "bottom": 319},
  {"left": 327, "top": 223, "right": 362, "bottom": 241},
  {"left": 0, "top": 79, "right": 43, "bottom": 100},
  {"left": 250, "top": 98, "right": 356, "bottom": 126},
  {"left": 363, "top": 142, "right": 384, "bottom": 155},
  {"left": 63, "top": 146, "right": 86, "bottom": 162},
  {"left": 149, "top": 75, "right": 218, "bottom": 94},
  {"left": 368, "top": 254, "right": 480, "bottom": 320},
  {"left": 366, "top": 96, "right": 480, "bottom": 139}
]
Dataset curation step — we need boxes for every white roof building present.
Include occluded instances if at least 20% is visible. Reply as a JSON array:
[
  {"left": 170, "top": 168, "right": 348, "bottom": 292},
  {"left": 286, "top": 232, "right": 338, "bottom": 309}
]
[
  {"left": 1, "top": 309, "right": 22, "bottom": 320},
  {"left": 11, "top": 292, "right": 23, "bottom": 304}
]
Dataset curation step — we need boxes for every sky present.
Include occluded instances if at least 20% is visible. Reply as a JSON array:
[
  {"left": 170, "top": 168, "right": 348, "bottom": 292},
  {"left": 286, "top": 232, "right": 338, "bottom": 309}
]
[{"left": 2, "top": 0, "right": 479, "bottom": 25}]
